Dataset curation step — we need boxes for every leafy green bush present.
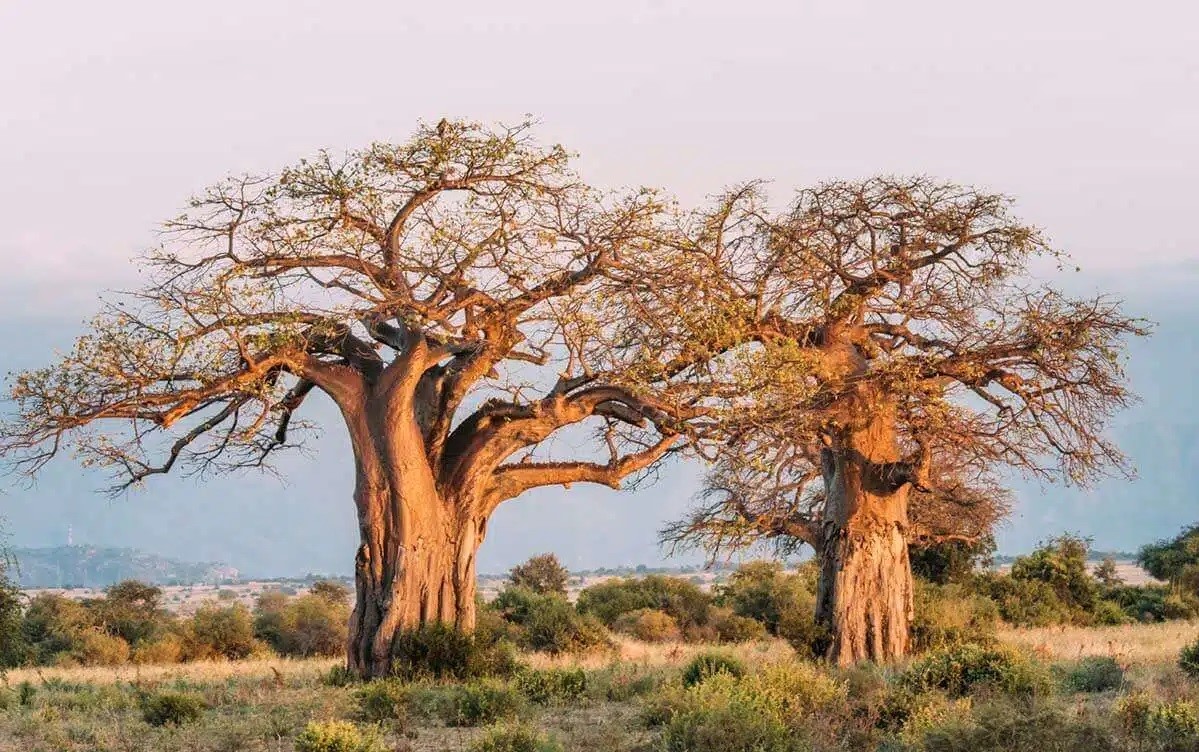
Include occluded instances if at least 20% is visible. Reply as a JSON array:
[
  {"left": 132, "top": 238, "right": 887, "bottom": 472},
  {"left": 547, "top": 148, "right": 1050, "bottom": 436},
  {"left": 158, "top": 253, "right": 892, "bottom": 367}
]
[
  {"left": 576, "top": 575, "right": 712, "bottom": 630},
  {"left": 970, "top": 572, "right": 1075, "bottom": 627},
  {"left": 391, "top": 622, "right": 517, "bottom": 680},
  {"left": 73, "top": 629, "right": 131, "bottom": 666},
  {"left": 588, "top": 665, "right": 667, "bottom": 701},
  {"left": 1118, "top": 694, "right": 1199, "bottom": 750},
  {"left": 911, "top": 581, "right": 999, "bottom": 652},
  {"left": 1138, "top": 524, "right": 1199, "bottom": 583},
  {"left": 899, "top": 643, "right": 1053, "bottom": 698},
  {"left": 682, "top": 652, "right": 747, "bottom": 687},
  {"left": 255, "top": 592, "right": 349, "bottom": 657},
  {"left": 183, "top": 602, "right": 261, "bottom": 660},
  {"left": 514, "top": 667, "right": 587, "bottom": 705},
  {"left": 1009, "top": 535, "right": 1099, "bottom": 616},
  {"left": 508, "top": 554, "right": 570, "bottom": 597},
  {"left": 94, "top": 580, "right": 170, "bottom": 646},
  {"left": 20, "top": 592, "right": 96, "bottom": 664},
  {"left": 648, "top": 661, "right": 847, "bottom": 751},
  {"left": 919, "top": 696, "right": 1116, "bottom": 752},
  {"left": 354, "top": 678, "right": 408, "bottom": 722},
  {"left": 467, "top": 721, "right": 564, "bottom": 752},
  {"left": 612, "top": 608, "right": 681, "bottom": 642},
  {"left": 1057, "top": 656, "right": 1125, "bottom": 693},
  {"left": 715, "top": 561, "right": 814, "bottom": 635},
  {"left": 294, "top": 720, "right": 388, "bottom": 752},
  {"left": 710, "top": 609, "right": 768, "bottom": 643},
  {"left": 1180, "top": 635, "right": 1199, "bottom": 679},
  {"left": 140, "top": 692, "right": 206, "bottom": 726},
  {"left": 435, "top": 679, "right": 526, "bottom": 727}
]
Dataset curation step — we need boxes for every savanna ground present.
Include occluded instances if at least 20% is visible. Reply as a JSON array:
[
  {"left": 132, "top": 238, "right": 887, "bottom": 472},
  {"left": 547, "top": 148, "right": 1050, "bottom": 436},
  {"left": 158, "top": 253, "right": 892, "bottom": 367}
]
[{"left": 3, "top": 621, "right": 1198, "bottom": 752}]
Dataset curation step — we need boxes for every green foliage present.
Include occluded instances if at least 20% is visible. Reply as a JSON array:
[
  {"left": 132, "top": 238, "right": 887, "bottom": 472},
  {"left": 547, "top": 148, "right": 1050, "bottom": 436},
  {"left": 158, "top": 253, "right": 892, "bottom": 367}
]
[
  {"left": 309, "top": 580, "right": 350, "bottom": 604},
  {"left": 1009, "top": 534, "right": 1099, "bottom": 617},
  {"left": 492, "top": 588, "right": 611, "bottom": 655},
  {"left": 508, "top": 554, "right": 569, "bottom": 597},
  {"left": 20, "top": 592, "right": 97, "bottom": 664},
  {"left": 911, "top": 536, "right": 996, "bottom": 585},
  {"left": 911, "top": 580, "right": 999, "bottom": 652},
  {"left": 467, "top": 721, "right": 565, "bottom": 752},
  {"left": 1117, "top": 694, "right": 1199, "bottom": 751},
  {"left": 294, "top": 720, "right": 388, "bottom": 752},
  {"left": 140, "top": 692, "right": 205, "bottom": 726},
  {"left": 392, "top": 622, "right": 492, "bottom": 680},
  {"left": 899, "top": 643, "right": 1053, "bottom": 698},
  {"left": 17, "top": 681, "right": 35, "bottom": 706},
  {"left": 0, "top": 566, "right": 26, "bottom": 668},
  {"left": 423, "top": 679, "right": 526, "bottom": 727},
  {"left": 714, "top": 561, "right": 813, "bottom": 635},
  {"left": 918, "top": 696, "right": 1117, "bottom": 752},
  {"left": 576, "top": 574, "right": 711, "bottom": 630},
  {"left": 388, "top": 621, "right": 518, "bottom": 680},
  {"left": 354, "top": 678, "right": 408, "bottom": 722},
  {"left": 183, "top": 602, "right": 260, "bottom": 660},
  {"left": 1056, "top": 656, "right": 1125, "bottom": 693},
  {"left": 1138, "top": 524, "right": 1199, "bottom": 583},
  {"left": 612, "top": 608, "right": 681, "bottom": 642},
  {"left": 1180, "top": 635, "right": 1199, "bottom": 679},
  {"left": 514, "top": 667, "right": 587, "bottom": 705},
  {"left": 648, "top": 661, "right": 848, "bottom": 752},
  {"left": 710, "top": 608, "right": 768, "bottom": 643},
  {"left": 682, "top": 652, "right": 747, "bottom": 687},
  {"left": 971, "top": 571, "right": 1076, "bottom": 627},
  {"left": 254, "top": 591, "right": 349, "bottom": 657}
]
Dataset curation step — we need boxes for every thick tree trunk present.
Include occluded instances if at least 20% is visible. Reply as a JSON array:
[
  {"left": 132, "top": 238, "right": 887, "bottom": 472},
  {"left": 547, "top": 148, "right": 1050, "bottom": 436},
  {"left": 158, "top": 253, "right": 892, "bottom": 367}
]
[
  {"left": 347, "top": 512, "right": 481, "bottom": 678},
  {"left": 815, "top": 399, "right": 915, "bottom": 666},
  {"left": 339, "top": 394, "right": 487, "bottom": 679}
]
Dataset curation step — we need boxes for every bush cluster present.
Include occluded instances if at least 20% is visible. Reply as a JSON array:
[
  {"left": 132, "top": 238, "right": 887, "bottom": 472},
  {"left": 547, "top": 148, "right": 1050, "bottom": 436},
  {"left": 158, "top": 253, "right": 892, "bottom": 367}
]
[{"left": 2, "top": 579, "right": 350, "bottom": 669}]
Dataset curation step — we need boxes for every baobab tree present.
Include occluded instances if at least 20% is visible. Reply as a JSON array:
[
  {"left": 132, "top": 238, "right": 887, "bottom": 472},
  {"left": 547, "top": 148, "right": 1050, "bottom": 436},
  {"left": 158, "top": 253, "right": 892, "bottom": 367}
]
[
  {"left": 0, "top": 120, "right": 691, "bottom": 678},
  {"left": 631, "top": 178, "right": 1147, "bottom": 664}
]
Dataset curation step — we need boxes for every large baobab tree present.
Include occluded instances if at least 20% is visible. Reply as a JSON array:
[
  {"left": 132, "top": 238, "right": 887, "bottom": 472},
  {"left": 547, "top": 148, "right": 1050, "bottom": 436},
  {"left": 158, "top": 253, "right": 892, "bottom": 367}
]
[
  {"left": 633, "top": 178, "right": 1147, "bottom": 664},
  {"left": 0, "top": 120, "right": 689, "bottom": 678}
]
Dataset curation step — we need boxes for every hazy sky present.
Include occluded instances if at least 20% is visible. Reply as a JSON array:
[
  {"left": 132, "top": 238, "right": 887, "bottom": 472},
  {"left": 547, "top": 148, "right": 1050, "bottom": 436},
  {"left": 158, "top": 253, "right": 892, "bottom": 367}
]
[{"left": 1, "top": 1, "right": 1197, "bottom": 572}]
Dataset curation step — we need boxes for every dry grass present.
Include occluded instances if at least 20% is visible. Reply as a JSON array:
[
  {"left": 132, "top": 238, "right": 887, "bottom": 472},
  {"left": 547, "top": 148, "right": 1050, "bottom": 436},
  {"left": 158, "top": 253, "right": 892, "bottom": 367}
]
[
  {"left": 522, "top": 635, "right": 794, "bottom": 670},
  {"left": 2, "top": 655, "right": 340, "bottom": 687},
  {"left": 1000, "top": 620, "right": 1199, "bottom": 663}
]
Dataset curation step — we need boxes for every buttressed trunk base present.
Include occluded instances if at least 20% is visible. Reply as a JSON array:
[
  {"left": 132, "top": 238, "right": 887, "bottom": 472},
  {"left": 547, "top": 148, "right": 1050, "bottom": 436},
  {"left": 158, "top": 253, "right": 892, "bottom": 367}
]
[{"left": 345, "top": 486, "right": 484, "bottom": 679}]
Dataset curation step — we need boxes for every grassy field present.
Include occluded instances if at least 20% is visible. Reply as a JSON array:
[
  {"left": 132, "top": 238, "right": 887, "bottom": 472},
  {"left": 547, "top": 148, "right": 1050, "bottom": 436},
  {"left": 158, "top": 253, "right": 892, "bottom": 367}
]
[{"left": 2, "top": 625, "right": 1197, "bottom": 752}]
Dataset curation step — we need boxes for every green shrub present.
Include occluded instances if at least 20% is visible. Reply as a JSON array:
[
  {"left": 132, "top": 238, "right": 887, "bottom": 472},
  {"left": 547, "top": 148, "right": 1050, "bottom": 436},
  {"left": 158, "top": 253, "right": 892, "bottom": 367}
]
[
  {"left": 1181, "top": 635, "right": 1199, "bottom": 679},
  {"left": 576, "top": 575, "right": 712, "bottom": 630},
  {"left": 911, "top": 581, "right": 999, "bottom": 652},
  {"left": 514, "top": 667, "right": 587, "bottom": 705},
  {"left": 391, "top": 622, "right": 516, "bottom": 680},
  {"left": 17, "top": 681, "right": 35, "bottom": 706},
  {"left": 1138, "top": 523, "right": 1199, "bottom": 582},
  {"left": 1120, "top": 694, "right": 1199, "bottom": 750},
  {"left": 73, "top": 629, "right": 131, "bottom": 666},
  {"left": 900, "top": 643, "right": 1053, "bottom": 698},
  {"left": 437, "top": 679, "right": 526, "bottom": 727},
  {"left": 1009, "top": 535, "right": 1100, "bottom": 616},
  {"left": 20, "top": 593, "right": 96, "bottom": 665},
  {"left": 710, "top": 609, "right": 768, "bottom": 643},
  {"left": 919, "top": 696, "right": 1116, "bottom": 752},
  {"left": 323, "top": 665, "right": 357, "bottom": 687},
  {"left": 776, "top": 602, "right": 828, "bottom": 660},
  {"left": 660, "top": 699, "right": 802, "bottom": 752},
  {"left": 1057, "top": 656, "right": 1125, "bottom": 693},
  {"left": 682, "top": 652, "right": 747, "bottom": 687},
  {"left": 508, "top": 554, "right": 570, "bottom": 597},
  {"left": 715, "top": 561, "right": 814, "bottom": 635},
  {"left": 140, "top": 692, "right": 206, "bottom": 726},
  {"left": 183, "top": 602, "right": 260, "bottom": 660},
  {"left": 612, "top": 608, "right": 681, "bottom": 642},
  {"left": 522, "top": 599, "right": 610, "bottom": 655},
  {"left": 588, "top": 665, "right": 667, "bottom": 701},
  {"left": 354, "top": 678, "right": 408, "bottom": 722},
  {"left": 971, "top": 572, "right": 1075, "bottom": 627},
  {"left": 467, "top": 721, "right": 564, "bottom": 752},
  {"left": 649, "top": 662, "right": 847, "bottom": 751},
  {"left": 1091, "top": 599, "right": 1132, "bottom": 625},
  {"left": 294, "top": 720, "right": 388, "bottom": 752}
]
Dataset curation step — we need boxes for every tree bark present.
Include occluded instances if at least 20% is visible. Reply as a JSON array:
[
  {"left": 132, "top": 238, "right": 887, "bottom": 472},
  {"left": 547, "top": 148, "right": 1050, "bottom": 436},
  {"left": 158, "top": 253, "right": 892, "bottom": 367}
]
[
  {"left": 338, "top": 385, "right": 488, "bottom": 679},
  {"left": 815, "top": 399, "right": 915, "bottom": 666}
]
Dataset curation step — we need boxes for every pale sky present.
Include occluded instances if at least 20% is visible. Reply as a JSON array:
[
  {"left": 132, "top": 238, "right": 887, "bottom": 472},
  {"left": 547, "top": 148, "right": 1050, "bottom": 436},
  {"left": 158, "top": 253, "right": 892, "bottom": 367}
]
[{"left": 1, "top": 0, "right": 1197, "bottom": 572}]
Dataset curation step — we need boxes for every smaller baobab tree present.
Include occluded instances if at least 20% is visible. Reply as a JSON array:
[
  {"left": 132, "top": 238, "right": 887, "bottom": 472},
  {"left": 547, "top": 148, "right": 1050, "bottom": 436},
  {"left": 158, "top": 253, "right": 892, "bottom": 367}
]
[
  {"left": 636, "top": 177, "right": 1147, "bottom": 664},
  {"left": 0, "top": 120, "right": 695, "bottom": 678}
]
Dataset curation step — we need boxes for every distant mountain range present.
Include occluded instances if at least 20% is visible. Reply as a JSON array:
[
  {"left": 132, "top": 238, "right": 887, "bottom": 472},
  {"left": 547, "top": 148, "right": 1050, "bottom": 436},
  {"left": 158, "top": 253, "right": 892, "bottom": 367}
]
[{"left": 10, "top": 545, "right": 239, "bottom": 588}]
